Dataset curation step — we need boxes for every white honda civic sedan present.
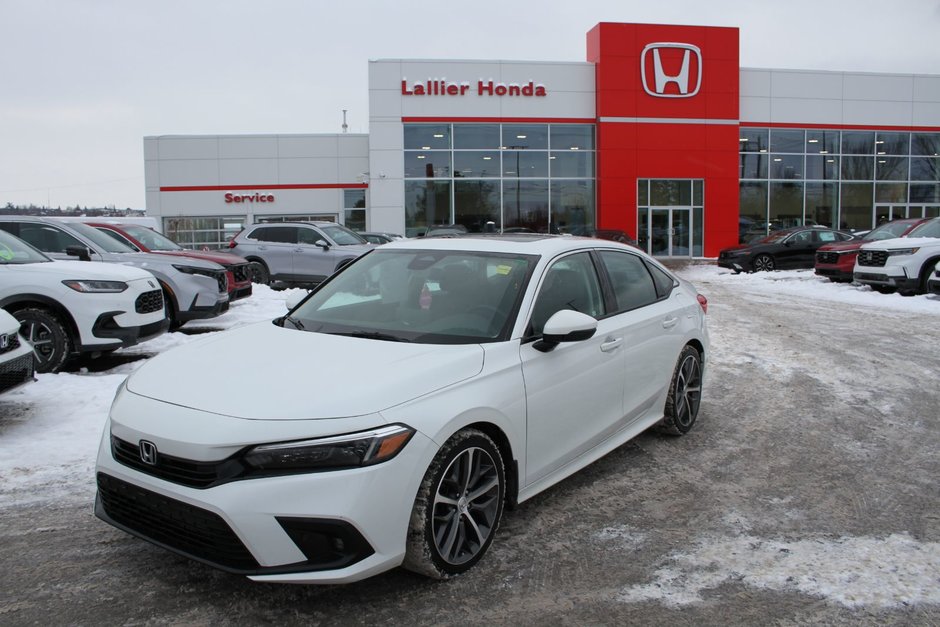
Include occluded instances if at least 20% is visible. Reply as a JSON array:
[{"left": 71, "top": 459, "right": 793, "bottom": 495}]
[{"left": 95, "top": 235, "right": 709, "bottom": 584}]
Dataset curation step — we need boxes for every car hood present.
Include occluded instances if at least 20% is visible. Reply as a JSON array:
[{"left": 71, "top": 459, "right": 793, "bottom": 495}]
[
  {"left": 2, "top": 259, "right": 156, "bottom": 282},
  {"left": 860, "top": 236, "right": 940, "bottom": 250},
  {"left": 125, "top": 322, "right": 486, "bottom": 420},
  {"left": 817, "top": 240, "right": 863, "bottom": 252},
  {"left": 147, "top": 250, "right": 249, "bottom": 265},
  {"left": 100, "top": 251, "right": 225, "bottom": 270}
]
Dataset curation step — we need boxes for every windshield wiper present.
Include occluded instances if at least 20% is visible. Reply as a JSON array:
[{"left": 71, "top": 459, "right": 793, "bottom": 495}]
[
  {"left": 280, "top": 315, "right": 305, "bottom": 330},
  {"left": 331, "top": 330, "right": 410, "bottom": 342}
]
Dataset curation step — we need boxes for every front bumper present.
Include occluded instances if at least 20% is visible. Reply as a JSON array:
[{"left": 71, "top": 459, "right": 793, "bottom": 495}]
[
  {"left": 853, "top": 271, "right": 919, "bottom": 292},
  {"left": 94, "top": 418, "right": 435, "bottom": 583},
  {"left": 175, "top": 294, "right": 229, "bottom": 324},
  {"left": 82, "top": 313, "right": 170, "bottom": 352},
  {"left": 814, "top": 264, "right": 853, "bottom": 281},
  {"left": 0, "top": 351, "right": 35, "bottom": 394},
  {"left": 717, "top": 257, "right": 749, "bottom": 272}
]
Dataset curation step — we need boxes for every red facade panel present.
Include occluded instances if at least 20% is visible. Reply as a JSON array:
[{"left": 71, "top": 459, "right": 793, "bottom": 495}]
[{"left": 589, "top": 22, "right": 741, "bottom": 256}]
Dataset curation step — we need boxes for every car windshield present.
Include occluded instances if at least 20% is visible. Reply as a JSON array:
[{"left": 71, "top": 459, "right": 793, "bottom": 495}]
[
  {"left": 864, "top": 221, "right": 917, "bottom": 241},
  {"left": 0, "top": 230, "right": 52, "bottom": 264},
  {"left": 289, "top": 249, "right": 537, "bottom": 344},
  {"left": 67, "top": 222, "right": 137, "bottom": 253},
  {"left": 120, "top": 224, "right": 183, "bottom": 251},
  {"left": 320, "top": 224, "right": 367, "bottom": 245},
  {"left": 907, "top": 219, "right": 940, "bottom": 239}
]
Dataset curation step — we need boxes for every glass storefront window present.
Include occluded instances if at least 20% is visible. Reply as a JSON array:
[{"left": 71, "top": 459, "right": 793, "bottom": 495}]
[
  {"left": 551, "top": 181, "right": 594, "bottom": 235},
  {"left": 769, "top": 181, "right": 804, "bottom": 228},
  {"left": 454, "top": 151, "right": 500, "bottom": 178},
  {"left": 805, "top": 155, "right": 839, "bottom": 180},
  {"left": 650, "top": 180, "right": 692, "bottom": 206},
  {"left": 453, "top": 124, "right": 499, "bottom": 149},
  {"left": 911, "top": 133, "right": 940, "bottom": 156},
  {"left": 769, "top": 154, "right": 803, "bottom": 179},
  {"left": 502, "top": 151, "right": 548, "bottom": 177},
  {"left": 405, "top": 181, "right": 451, "bottom": 236},
  {"left": 693, "top": 181, "right": 703, "bottom": 206},
  {"left": 164, "top": 216, "right": 245, "bottom": 250},
  {"left": 875, "top": 183, "right": 908, "bottom": 203},
  {"left": 504, "top": 180, "right": 549, "bottom": 232},
  {"left": 841, "top": 156, "right": 874, "bottom": 180},
  {"left": 842, "top": 131, "right": 875, "bottom": 155},
  {"left": 911, "top": 183, "right": 940, "bottom": 203},
  {"left": 501, "top": 125, "right": 548, "bottom": 150},
  {"left": 876, "top": 157, "right": 909, "bottom": 181},
  {"left": 840, "top": 183, "right": 873, "bottom": 230},
  {"left": 740, "top": 128, "right": 769, "bottom": 153},
  {"left": 454, "top": 180, "right": 500, "bottom": 232},
  {"left": 805, "top": 182, "right": 837, "bottom": 227},
  {"left": 344, "top": 209, "right": 366, "bottom": 231},
  {"left": 770, "top": 129, "right": 804, "bottom": 153},
  {"left": 550, "top": 125, "right": 594, "bottom": 150},
  {"left": 404, "top": 125, "right": 450, "bottom": 150},
  {"left": 806, "top": 131, "right": 839, "bottom": 154},
  {"left": 911, "top": 157, "right": 940, "bottom": 181},
  {"left": 740, "top": 153, "right": 767, "bottom": 179},
  {"left": 550, "top": 151, "right": 594, "bottom": 178},
  {"left": 404, "top": 152, "right": 451, "bottom": 178},
  {"left": 344, "top": 189, "right": 365, "bottom": 208},
  {"left": 876, "top": 133, "right": 909, "bottom": 156}
]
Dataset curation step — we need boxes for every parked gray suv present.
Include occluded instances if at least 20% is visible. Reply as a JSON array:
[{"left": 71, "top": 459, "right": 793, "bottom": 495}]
[
  {"left": 0, "top": 217, "right": 229, "bottom": 328},
  {"left": 228, "top": 222, "right": 373, "bottom": 288}
]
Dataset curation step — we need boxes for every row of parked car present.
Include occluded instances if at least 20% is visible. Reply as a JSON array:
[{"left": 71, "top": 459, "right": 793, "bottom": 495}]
[
  {"left": 718, "top": 217, "right": 940, "bottom": 296},
  {"left": 0, "top": 216, "right": 261, "bottom": 383}
]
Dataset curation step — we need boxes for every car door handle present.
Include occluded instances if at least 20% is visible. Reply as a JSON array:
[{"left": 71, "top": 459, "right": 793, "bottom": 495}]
[
  {"left": 600, "top": 337, "right": 623, "bottom": 352},
  {"left": 662, "top": 317, "right": 679, "bottom": 329}
]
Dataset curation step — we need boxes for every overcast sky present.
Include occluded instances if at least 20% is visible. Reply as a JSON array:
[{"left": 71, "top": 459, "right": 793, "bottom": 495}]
[{"left": 2, "top": 0, "right": 939, "bottom": 210}]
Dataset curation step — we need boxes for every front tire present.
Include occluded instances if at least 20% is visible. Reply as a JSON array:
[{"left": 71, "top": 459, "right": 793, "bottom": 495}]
[
  {"left": 248, "top": 260, "right": 270, "bottom": 285},
  {"left": 752, "top": 254, "right": 775, "bottom": 272},
  {"left": 15, "top": 307, "right": 72, "bottom": 373},
  {"left": 402, "top": 429, "right": 505, "bottom": 579},
  {"left": 659, "top": 345, "right": 703, "bottom": 435}
]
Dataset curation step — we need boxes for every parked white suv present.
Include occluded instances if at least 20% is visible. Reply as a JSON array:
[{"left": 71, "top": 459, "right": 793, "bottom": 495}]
[
  {"left": 0, "top": 230, "right": 168, "bottom": 373},
  {"left": 0, "top": 308, "right": 35, "bottom": 394},
  {"left": 854, "top": 217, "right": 940, "bottom": 295}
]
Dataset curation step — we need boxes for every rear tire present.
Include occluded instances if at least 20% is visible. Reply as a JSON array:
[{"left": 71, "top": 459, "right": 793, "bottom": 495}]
[
  {"left": 659, "top": 345, "right": 703, "bottom": 435},
  {"left": 248, "top": 261, "right": 270, "bottom": 285},
  {"left": 14, "top": 307, "right": 72, "bottom": 373},
  {"left": 402, "top": 429, "right": 505, "bottom": 579}
]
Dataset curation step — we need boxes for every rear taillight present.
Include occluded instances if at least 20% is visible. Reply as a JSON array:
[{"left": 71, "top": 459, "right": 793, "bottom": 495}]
[{"left": 697, "top": 293, "right": 708, "bottom": 314}]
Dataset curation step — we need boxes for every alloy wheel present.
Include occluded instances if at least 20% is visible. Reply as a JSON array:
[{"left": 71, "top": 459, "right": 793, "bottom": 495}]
[
  {"left": 673, "top": 353, "right": 702, "bottom": 428},
  {"left": 431, "top": 446, "right": 501, "bottom": 565}
]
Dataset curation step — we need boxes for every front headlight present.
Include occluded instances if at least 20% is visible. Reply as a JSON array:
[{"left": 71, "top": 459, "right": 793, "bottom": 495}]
[
  {"left": 243, "top": 424, "right": 415, "bottom": 474},
  {"left": 886, "top": 248, "right": 920, "bottom": 257},
  {"left": 62, "top": 279, "right": 128, "bottom": 293}
]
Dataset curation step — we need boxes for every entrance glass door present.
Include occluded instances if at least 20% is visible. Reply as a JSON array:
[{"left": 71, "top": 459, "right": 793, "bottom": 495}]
[{"left": 645, "top": 208, "right": 692, "bottom": 257}]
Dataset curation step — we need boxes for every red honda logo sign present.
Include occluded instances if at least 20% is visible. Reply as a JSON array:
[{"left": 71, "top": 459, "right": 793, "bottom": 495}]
[{"left": 640, "top": 43, "right": 702, "bottom": 98}]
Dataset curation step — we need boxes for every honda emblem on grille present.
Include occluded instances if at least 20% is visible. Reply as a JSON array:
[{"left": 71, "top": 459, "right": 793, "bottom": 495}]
[
  {"left": 139, "top": 440, "right": 158, "bottom": 465},
  {"left": 0, "top": 334, "right": 8, "bottom": 350}
]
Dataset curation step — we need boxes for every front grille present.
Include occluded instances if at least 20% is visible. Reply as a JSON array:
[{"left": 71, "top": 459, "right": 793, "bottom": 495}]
[
  {"left": 213, "top": 271, "right": 228, "bottom": 294},
  {"left": 229, "top": 263, "right": 251, "bottom": 283},
  {"left": 111, "top": 436, "right": 239, "bottom": 488},
  {"left": 135, "top": 289, "right": 164, "bottom": 314},
  {"left": 96, "top": 473, "right": 260, "bottom": 571},
  {"left": 0, "top": 332, "right": 21, "bottom": 355},
  {"left": 815, "top": 251, "right": 839, "bottom": 265},
  {"left": 0, "top": 352, "right": 34, "bottom": 394},
  {"left": 857, "top": 250, "right": 888, "bottom": 267}
]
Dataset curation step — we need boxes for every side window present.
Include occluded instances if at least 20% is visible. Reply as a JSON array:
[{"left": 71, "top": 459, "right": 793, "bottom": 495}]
[
  {"left": 97, "top": 228, "right": 138, "bottom": 250},
  {"left": 297, "top": 227, "right": 325, "bottom": 245},
  {"left": 644, "top": 260, "right": 677, "bottom": 299},
  {"left": 598, "top": 251, "right": 658, "bottom": 312},
  {"left": 251, "top": 226, "right": 297, "bottom": 244},
  {"left": 17, "top": 224, "right": 83, "bottom": 253},
  {"left": 789, "top": 230, "right": 812, "bottom": 244},
  {"left": 528, "top": 252, "right": 605, "bottom": 336},
  {"left": 836, "top": 231, "right": 853, "bottom": 242},
  {"left": 817, "top": 230, "right": 837, "bottom": 243}
]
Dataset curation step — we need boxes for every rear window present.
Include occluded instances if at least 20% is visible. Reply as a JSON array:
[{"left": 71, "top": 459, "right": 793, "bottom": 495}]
[{"left": 249, "top": 226, "right": 298, "bottom": 244}]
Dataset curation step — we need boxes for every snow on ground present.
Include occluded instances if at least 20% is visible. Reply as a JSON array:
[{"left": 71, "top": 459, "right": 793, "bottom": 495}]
[{"left": 1, "top": 272, "right": 938, "bottom": 607}]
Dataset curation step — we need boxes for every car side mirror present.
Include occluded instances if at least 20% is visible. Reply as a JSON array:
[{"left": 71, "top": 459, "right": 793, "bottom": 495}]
[
  {"left": 534, "top": 310, "right": 597, "bottom": 353},
  {"left": 285, "top": 291, "right": 308, "bottom": 310},
  {"left": 65, "top": 245, "right": 92, "bottom": 261},
  {"left": 315, "top": 239, "right": 330, "bottom": 250}
]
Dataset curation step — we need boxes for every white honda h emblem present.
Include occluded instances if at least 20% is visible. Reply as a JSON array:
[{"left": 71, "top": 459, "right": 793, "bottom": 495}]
[{"left": 641, "top": 43, "right": 702, "bottom": 98}]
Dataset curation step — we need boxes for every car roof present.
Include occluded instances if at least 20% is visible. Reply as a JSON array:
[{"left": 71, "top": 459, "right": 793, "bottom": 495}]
[
  {"left": 246, "top": 221, "right": 336, "bottom": 227},
  {"left": 378, "top": 233, "right": 643, "bottom": 256}
]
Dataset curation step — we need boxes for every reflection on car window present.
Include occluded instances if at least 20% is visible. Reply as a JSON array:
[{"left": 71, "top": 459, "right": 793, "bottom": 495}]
[
  {"left": 529, "top": 252, "right": 604, "bottom": 336},
  {"left": 320, "top": 224, "right": 367, "bottom": 245},
  {"left": 297, "top": 227, "right": 325, "bottom": 245},
  {"left": 599, "top": 251, "right": 658, "bottom": 312},
  {"left": 909, "top": 219, "right": 940, "bottom": 239},
  {"left": 293, "top": 249, "right": 535, "bottom": 344},
  {"left": 17, "top": 224, "right": 84, "bottom": 253}
]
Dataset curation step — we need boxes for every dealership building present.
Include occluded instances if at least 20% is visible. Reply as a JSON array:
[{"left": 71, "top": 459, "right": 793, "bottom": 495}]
[{"left": 144, "top": 22, "right": 940, "bottom": 258}]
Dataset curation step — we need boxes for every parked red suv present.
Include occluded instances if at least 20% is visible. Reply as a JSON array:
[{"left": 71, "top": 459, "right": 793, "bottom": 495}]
[
  {"left": 87, "top": 222, "right": 253, "bottom": 301},
  {"left": 814, "top": 218, "right": 931, "bottom": 282}
]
